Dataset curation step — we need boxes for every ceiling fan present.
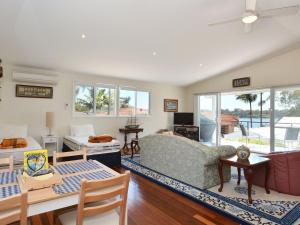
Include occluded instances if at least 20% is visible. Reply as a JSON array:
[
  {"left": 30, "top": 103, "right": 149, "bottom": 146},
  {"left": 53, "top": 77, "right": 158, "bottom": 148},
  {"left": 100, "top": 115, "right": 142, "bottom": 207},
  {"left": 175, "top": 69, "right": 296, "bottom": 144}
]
[{"left": 208, "top": 0, "right": 299, "bottom": 32}]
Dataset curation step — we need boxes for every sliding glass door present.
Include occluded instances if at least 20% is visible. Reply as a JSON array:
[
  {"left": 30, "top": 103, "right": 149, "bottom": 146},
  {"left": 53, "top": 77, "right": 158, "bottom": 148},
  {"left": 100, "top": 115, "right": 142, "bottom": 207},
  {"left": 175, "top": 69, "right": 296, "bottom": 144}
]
[
  {"left": 274, "top": 87, "right": 300, "bottom": 151},
  {"left": 198, "top": 94, "right": 219, "bottom": 146},
  {"left": 220, "top": 90, "right": 271, "bottom": 153},
  {"left": 196, "top": 85, "right": 300, "bottom": 153}
]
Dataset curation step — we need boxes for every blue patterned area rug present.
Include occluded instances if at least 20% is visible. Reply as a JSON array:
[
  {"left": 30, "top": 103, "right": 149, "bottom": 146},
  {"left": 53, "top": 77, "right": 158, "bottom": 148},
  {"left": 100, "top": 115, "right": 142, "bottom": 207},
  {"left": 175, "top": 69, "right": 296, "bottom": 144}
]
[{"left": 121, "top": 156, "right": 300, "bottom": 225}]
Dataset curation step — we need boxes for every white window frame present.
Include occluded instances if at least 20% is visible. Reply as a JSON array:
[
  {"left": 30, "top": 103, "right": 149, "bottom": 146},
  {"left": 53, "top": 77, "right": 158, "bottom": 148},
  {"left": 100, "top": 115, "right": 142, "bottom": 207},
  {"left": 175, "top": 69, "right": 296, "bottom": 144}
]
[
  {"left": 73, "top": 82, "right": 151, "bottom": 117},
  {"left": 118, "top": 86, "right": 151, "bottom": 117},
  {"left": 73, "top": 82, "right": 117, "bottom": 117},
  {"left": 95, "top": 84, "right": 117, "bottom": 116}
]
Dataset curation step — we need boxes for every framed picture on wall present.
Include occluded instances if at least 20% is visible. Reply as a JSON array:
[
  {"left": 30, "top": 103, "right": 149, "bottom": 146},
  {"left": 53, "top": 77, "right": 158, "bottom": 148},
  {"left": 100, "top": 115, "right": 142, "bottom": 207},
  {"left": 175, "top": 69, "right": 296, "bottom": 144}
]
[
  {"left": 16, "top": 84, "right": 53, "bottom": 99},
  {"left": 164, "top": 99, "right": 178, "bottom": 112}
]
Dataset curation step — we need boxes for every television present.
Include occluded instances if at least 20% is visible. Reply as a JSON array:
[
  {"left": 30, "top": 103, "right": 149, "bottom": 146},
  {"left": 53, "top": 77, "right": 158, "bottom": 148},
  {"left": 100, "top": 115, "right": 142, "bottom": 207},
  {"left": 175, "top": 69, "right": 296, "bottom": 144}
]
[{"left": 174, "top": 112, "right": 194, "bottom": 125}]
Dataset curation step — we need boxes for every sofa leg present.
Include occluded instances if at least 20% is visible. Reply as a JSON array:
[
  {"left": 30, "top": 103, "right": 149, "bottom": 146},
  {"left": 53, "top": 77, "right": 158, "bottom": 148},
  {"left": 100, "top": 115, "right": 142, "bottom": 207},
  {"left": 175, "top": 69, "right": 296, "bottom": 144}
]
[
  {"left": 265, "top": 163, "right": 270, "bottom": 194},
  {"left": 218, "top": 161, "right": 224, "bottom": 192}
]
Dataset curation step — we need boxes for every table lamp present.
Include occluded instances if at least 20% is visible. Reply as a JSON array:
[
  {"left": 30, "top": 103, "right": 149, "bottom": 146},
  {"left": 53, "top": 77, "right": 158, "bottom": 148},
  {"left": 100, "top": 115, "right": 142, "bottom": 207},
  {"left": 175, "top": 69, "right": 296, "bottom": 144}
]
[{"left": 46, "top": 112, "right": 54, "bottom": 136}]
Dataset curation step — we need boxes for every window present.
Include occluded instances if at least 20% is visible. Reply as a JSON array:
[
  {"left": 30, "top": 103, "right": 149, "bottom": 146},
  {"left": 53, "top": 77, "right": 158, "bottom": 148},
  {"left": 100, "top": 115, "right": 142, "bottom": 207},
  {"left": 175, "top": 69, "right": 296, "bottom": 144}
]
[
  {"left": 136, "top": 91, "right": 150, "bottom": 115},
  {"left": 95, "top": 87, "right": 115, "bottom": 115},
  {"left": 74, "top": 84, "right": 116, "bottom": 116},
  {"left": 74, "top": 85, "right": 94, "bottom": 113},
  {"left": 274, "top": 87, "right": 300, "bottom": 151},
  {"left": 119, "top": 87, "right": 150, "bottom": 116},
  {"left": 73, "top": 84, "right": 150, "bottom": 117},
  {"left": 195, "top": 85, "right": 300, "bottom": 153}
]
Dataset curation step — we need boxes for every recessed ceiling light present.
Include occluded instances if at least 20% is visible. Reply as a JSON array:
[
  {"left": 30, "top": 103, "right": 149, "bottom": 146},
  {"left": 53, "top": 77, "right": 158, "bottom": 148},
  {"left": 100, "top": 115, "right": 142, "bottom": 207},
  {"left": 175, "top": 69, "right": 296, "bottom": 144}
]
[
  {"left": 242, "top": 11, "right": 258, "bottom": 24},
  {"left": 81, "top": 34, "right": 86, "bottom": 39},
  {"left": 199, "top": 63, "right": 203, "bottom": 67},
  {"left": 152, "top": 51, "right": 157, "bottom": 56}
]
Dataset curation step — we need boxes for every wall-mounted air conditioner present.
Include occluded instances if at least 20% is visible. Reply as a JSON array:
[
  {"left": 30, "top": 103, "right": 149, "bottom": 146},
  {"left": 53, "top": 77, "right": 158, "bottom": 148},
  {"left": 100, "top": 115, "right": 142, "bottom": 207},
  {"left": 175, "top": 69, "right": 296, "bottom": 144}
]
[{"left": 12, "top": 72, "right": 58, "bottom": 85}]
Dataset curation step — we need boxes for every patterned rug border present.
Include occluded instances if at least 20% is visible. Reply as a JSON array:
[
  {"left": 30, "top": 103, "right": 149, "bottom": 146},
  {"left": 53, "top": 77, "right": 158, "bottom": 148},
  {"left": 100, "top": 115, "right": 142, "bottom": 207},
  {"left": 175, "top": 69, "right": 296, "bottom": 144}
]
[
  {"left": 121, "top": 156, "right": 300, "bottom": 225},
  {"left": 121, "top": 157, "right": 251, "bottom": 225}
]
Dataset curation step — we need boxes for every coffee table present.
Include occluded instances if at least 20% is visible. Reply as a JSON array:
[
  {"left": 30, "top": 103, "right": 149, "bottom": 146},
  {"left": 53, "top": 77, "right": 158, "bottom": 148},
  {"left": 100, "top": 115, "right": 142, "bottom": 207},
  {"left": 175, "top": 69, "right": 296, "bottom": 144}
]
[{"left": 218, "top": 154, "right": 270, "bottom": 204}]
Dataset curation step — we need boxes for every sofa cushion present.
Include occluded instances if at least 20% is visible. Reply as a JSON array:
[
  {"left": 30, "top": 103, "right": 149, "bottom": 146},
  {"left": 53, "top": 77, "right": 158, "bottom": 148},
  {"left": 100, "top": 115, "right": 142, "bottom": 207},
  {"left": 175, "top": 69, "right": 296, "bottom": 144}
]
[
  {"left": 268, "top": 153, "right": 290, "bottom": 194},
  {"left": 286, "top": 151, "right": 300, "bottom": 195},
  {"left": 253, "top": 151, "right": 300, "bottom": 196}
]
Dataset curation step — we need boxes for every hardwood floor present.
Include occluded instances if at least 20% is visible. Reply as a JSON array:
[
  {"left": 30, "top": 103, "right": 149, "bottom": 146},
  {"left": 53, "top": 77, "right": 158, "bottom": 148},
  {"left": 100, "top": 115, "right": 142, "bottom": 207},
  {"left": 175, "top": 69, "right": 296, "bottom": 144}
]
[{"left": 32, "top": 168, "right": 238, "bottom": 225}]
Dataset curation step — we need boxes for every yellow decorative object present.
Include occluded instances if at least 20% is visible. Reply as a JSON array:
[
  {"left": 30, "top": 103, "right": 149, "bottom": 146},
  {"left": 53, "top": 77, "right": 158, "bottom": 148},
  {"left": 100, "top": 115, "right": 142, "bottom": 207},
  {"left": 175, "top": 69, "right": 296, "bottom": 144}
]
[{"left": 24, "top": 149, "right": 48, "bottom": 174}]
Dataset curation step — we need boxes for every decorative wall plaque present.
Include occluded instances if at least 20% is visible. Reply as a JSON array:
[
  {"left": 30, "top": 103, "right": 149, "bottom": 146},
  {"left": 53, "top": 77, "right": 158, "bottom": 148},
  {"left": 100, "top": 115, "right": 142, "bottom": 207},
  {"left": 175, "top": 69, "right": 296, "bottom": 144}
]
[
  {"left": 16, "top": 84, "right": 53, "bottom": 98},
  {"left": 232, "top": 77, "right": 251, "bottom": 88}
]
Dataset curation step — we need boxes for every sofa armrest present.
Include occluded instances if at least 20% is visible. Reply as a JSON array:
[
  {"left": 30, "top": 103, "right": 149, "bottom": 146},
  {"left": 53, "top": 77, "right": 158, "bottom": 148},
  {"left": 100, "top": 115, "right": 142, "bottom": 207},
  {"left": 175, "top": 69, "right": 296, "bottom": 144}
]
[
  {"left": 202, "top": 145, "right": 237, "bottom": 166},
  {"left": 216, "top": 145, "right": 237, "bottom": 157}
]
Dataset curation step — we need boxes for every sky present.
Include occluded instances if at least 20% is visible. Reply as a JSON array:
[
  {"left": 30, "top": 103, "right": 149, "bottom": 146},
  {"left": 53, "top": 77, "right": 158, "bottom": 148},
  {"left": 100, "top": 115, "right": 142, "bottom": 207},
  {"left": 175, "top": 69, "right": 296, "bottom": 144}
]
[
  {"left": 221, "top": 92, "right": 270, "bottom": 111},
  {"left": 119, "top": 89, "right": 149, "bottom": 109},
  {"left": 199, "top": 91, "right": 271, "bottom": 111}
]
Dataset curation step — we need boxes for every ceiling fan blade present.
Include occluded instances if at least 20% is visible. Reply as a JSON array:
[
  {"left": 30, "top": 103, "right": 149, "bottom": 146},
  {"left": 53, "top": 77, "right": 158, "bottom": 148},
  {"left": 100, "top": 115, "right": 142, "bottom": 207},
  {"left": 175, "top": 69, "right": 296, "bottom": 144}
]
[
  {"left": 208, "top": 17, "right": 242, "bottom": 26},
  {"left": 246, "top": 0, "right": 257, "bottom": 11},
  {"left": 244, "top": 23, "right": 253, "bottom": 33},
  {"left": 259, "top": 5, "right": 299, "bottom": 18}
]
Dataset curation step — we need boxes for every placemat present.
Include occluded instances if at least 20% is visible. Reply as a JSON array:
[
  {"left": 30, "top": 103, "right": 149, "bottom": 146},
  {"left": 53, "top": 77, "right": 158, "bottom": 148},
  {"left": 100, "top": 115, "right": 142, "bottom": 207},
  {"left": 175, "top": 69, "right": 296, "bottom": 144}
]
[
  {"left": 0, "top": 169, "right": 22, "bottom": 185},
  {"left": 0, "top": 184, "right": 21, "bottom": 199},
  {"left": 54, "top": 160, "right": 102, "bottom": 175},
  {"left": 53, "top": 170, "right": 115, "bottom": 194}
]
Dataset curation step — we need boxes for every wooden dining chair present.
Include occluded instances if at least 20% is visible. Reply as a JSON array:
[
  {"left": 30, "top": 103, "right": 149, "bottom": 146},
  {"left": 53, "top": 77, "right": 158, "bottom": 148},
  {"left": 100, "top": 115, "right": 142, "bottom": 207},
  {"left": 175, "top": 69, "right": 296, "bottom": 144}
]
[
  {"left": 0, "top": 189, "right": 28, "bottom": 225},
  {"left": 58, "top": 171, "right": 130, "bottom": 225},
  {"left": 0, "top": 155, "right": 14, "bottom": 172},
  {"left": 53, "top": 148, "right": 87, "bottom": 166}
]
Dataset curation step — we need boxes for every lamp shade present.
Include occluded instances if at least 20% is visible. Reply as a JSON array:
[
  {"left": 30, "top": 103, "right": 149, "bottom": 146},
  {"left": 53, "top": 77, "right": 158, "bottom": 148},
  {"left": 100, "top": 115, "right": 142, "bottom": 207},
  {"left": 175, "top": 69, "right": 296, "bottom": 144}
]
[{"left": 46, "top": 112, "right": 54, "bottom": 129}]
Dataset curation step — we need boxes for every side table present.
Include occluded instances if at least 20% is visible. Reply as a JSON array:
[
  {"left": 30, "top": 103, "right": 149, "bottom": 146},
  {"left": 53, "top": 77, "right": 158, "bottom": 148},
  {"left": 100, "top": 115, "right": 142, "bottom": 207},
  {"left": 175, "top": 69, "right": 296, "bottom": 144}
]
[
  {"left": 41, "top": 135, "right": 59, "bottom": 156},
  {"left": 218, "top": 154, "right": 270, "bottom": 204},
  {"left": 119, "top": 128, "right": 143, "bottom": 155}
]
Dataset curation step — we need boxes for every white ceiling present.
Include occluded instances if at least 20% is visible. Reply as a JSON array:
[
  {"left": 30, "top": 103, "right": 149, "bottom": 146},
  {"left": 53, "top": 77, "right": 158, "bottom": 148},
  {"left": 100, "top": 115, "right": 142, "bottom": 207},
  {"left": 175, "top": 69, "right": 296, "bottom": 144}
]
[{"left": 0, "top": 0, "right": 300, "bottom": 86}]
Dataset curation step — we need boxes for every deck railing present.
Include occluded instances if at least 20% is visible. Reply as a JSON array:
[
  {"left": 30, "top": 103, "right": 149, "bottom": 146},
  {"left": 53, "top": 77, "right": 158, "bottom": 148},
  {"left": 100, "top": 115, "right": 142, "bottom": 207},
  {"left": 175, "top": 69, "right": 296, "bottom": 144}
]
[{"left": 240, "top": 120, "right": 300, "bottom": 130}]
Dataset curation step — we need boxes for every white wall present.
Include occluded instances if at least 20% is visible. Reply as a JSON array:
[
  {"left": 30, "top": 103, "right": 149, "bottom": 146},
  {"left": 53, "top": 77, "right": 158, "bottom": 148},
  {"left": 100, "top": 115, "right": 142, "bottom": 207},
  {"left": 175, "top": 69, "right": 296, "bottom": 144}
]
[
  {"left": 185, "top": 47, "right": 300, "bottom": 111},
  {"left": 0, "top": 65, "right": 185, "bottom": 149}
]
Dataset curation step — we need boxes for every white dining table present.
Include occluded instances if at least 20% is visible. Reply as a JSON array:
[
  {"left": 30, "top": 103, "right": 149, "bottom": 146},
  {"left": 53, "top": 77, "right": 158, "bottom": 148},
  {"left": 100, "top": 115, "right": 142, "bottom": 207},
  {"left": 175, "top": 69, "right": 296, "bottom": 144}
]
[{"left": 1, "top": 160, "right": 127, "bottom": 225}]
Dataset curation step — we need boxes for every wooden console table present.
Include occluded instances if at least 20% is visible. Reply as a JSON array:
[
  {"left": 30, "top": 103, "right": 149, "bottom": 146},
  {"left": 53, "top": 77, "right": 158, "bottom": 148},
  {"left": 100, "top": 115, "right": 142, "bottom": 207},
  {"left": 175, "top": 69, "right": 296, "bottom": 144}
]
[
  {"left": 119, "top": 128, "right": 143, "bottom": 155},
  {"left": 218, "top": 154, "right": 270, "bottom": 204},
  {"left": 173, "top": 125, "right": 199, "bottom": 141}
]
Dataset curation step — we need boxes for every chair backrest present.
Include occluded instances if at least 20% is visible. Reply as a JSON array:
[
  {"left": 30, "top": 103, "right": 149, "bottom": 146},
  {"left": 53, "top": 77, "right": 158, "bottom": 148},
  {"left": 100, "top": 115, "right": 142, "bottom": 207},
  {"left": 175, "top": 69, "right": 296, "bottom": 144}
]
[
  {"left": 0, "top": 190, "right": 28, "bottom": 225},
  {"left": 77, "top": 171, "right": 130, "bottom": 225},
  {"left": 53, "top": 148, "right": 87, "bottom": 166},
  {"left": 0, "top": 156, "right": 13, "bottom": 172},
  {"left": 239, "top": 124, "right": 248, "bottom": 137},
  {"left": 285, "top": 128, "right": 300, "bottom": 141}
]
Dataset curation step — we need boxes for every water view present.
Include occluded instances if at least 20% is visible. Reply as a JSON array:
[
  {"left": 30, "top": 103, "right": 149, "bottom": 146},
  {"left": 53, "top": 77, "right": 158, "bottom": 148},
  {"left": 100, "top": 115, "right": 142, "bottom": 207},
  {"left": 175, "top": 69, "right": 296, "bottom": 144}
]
[{"left": 198, "top": 88, "right": 300, "bottom": 153}]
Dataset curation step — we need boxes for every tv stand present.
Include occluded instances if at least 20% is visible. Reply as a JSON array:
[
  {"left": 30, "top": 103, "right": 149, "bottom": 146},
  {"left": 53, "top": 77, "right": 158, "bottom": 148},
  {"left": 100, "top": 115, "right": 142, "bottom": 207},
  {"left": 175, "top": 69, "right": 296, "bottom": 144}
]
[{"left": 174, "top": 125, "right": 199, "bottom": 142}]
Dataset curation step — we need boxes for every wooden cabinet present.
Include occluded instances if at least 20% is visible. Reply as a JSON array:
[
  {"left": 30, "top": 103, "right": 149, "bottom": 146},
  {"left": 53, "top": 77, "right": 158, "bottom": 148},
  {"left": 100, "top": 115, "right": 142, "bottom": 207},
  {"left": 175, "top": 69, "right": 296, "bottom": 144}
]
[{"left": 174, "top": 126, "right": 199, "bottom": 141}]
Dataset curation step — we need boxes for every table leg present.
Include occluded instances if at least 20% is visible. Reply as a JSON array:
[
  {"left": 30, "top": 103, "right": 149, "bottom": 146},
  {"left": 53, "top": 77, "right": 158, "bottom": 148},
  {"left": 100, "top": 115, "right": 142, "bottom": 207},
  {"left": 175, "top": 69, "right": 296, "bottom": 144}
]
[
  {"left": 244, "top": 168, "right": 253, "bottom": 204},
  {"left": 135, "top": 132, "right": 141, "bottom": 152},
  {"left": 46, "top": 211, "right": 54, "bottom": 225},
  {"left": 131, "top": 141, "right": 134, "bottom": 159},
  {"left": 218, "top": 161, "right": 224, "bottom": 192},
  {"left": 122, "top": 133, "right": 129, "bottom": 155},
  {"left": 265, "top": 163, "right": 270, "bottom": 194},
  {"left": 136, "top": 143, "right": 140, "bottom": 153},
  {"left": 237, "top": 167, "right": 241, "bottom": 185}
]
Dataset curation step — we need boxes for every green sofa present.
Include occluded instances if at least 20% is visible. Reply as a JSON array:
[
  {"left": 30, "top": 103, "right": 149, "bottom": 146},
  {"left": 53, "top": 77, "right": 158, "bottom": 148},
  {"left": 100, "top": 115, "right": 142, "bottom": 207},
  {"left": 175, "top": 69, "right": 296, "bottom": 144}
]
[{"left": 140, "top": 134, "right": 236, "bottom": 189}]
